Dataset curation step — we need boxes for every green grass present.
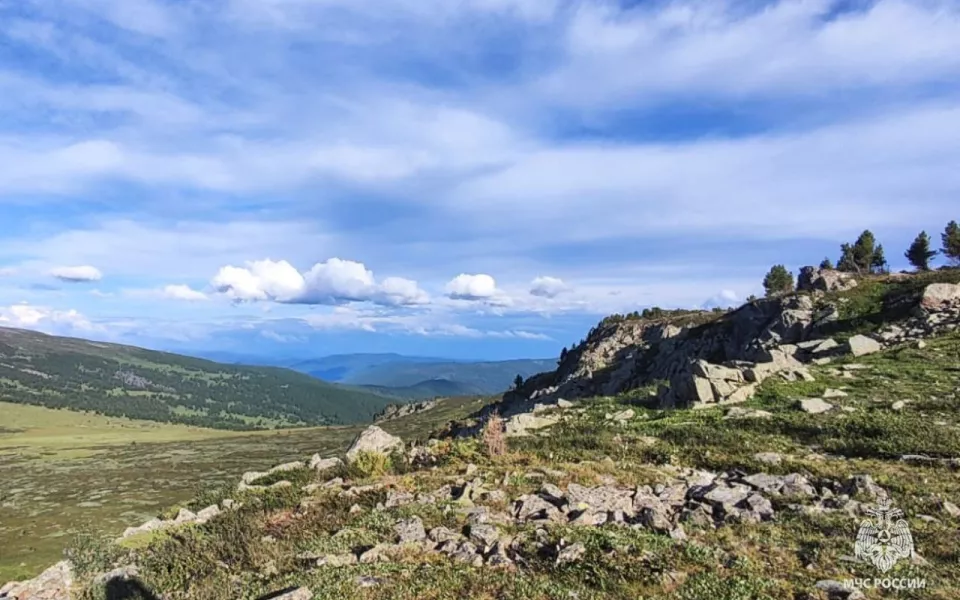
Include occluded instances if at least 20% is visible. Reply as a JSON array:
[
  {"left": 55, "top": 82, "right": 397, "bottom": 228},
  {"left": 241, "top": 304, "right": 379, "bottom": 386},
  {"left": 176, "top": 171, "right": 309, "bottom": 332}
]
[{"left": 0, "top": 396, "right": 492, "bottom": 583}]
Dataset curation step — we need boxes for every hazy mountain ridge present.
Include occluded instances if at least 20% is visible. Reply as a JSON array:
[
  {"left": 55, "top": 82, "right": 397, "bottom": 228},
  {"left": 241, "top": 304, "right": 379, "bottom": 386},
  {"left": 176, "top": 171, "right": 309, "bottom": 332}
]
[{"left": 0, "top": 327, "right": 395, "bottom": 430}]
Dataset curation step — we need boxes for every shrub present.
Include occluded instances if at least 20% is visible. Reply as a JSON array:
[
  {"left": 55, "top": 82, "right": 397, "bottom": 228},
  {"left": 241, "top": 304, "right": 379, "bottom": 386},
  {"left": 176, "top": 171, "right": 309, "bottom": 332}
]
[
  {"left": 347, "top": 450, "right": 393, "bottom": 478},
  {"left": 481, "top": 411, "right": 507, "bottom": 457}
]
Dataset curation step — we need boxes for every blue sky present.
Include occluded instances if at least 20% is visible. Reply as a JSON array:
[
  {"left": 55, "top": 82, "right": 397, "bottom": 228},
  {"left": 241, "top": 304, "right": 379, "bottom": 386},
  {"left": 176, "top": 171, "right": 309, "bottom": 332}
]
[{"left": 0, "top": 0, "right": 958, "bottom": 360}]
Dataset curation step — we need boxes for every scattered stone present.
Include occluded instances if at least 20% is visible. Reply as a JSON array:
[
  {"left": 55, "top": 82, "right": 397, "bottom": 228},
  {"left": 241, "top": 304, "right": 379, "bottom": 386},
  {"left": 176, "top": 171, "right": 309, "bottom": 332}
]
[
  {"left": 815, "top": 579, "right": 865, "bottom": 600},
  {"left": 822, "top": 389, "right": 848, "bottom": 399},
  {"left": 309, "top": 455, "right": 343, "bottom": 472},
  {"left": 753, "top": 452, "right": 783, "bottom": 466},
  {"left": 355, "top": 576, "right": 383, "bottom": 588},
  {"left": 606, "top": 408, "right": 635, "bottom": 422},
  {"left": 268, "top": 461, "right": 305, "bottom": 475},
  {"left": 195, "top": 505, "right": 221, "bottom": 524},
  {"left": 846, "top": 335, "right": 881, "bottom": 357},
  {"left": 799, "top": 398, "right": 834, "bottom": 414},
  {"left": 318, "top": 553, "right": 358, "bottom": 567},
  {"left": 723, "top": 407, "right": 773, "bottom": 419},
  {"left": 920, "top": 282, "right": 960, "bottom": 310},
  {"left": 468, "top": 524, "right": 501, "bottom": 550},
  {"left": 940, "top": 501, "right": 960, "bottom": 518},
  {"left": 395, "top": 516, "right": 426, "bottom": 544},
  {"left": 504, "top": 413, "right": 560, "bottom": 437},
  {"left": 556, "top": 542, "right": 586, "bottom": 565},
  {"left": 892, "top": 400, "right": 906, "bottom": 411},
  {"left": 346, "top": 426, "right": 404, "bottom": 462}
]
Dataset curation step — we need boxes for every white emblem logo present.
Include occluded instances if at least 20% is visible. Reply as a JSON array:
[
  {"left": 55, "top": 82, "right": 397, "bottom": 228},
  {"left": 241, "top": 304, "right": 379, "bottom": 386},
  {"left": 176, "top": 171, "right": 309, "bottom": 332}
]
[{"left": 855, "top": 498, "right": 915, "bottom": 573}]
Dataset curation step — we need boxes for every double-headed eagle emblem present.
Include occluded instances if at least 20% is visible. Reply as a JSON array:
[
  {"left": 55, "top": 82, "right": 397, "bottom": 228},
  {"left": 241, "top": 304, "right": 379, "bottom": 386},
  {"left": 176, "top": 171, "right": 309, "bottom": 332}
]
[{"left": 854, "top": 498, "right": 915, "bottom": 573}]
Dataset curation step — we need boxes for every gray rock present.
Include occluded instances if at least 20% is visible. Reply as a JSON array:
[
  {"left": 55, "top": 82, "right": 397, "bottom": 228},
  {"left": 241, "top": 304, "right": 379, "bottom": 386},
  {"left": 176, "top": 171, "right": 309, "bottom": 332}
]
[
  {"left": 514, "top": 494, "right": 563, "bottom": 522},
  {"left": 556, "top": 542, "right": 586, "bottom": 565},
  {"left": 195, "top": 505, "right": 221, "bottom": 524},
  {"left": 606, "top": 408, "right": 635, "bottom": 422},
  {"left": 815, "top": 579, "right": 865, "bottom": 600},
  {"left": 799, "top": 398, "right": 833, "bottom": 414},
  {"left": 753, "top": 452, "right": 783, "bottom": 465},
  {"left": 699, "top": 483, "right": 752, "bottom": 508},
  {"left": 346, "top": 426, "right": 404, "bottom": 462},
  {"left": 318, "top": 553, "right": 358, "bottom": 567},
  {"left": 843, "top": 475, "right": 887, "bottom": 500},
  {"left": 797, "top": 267, "right": 858, "bottom": 292},
  {"left": 309, "top": 455, "right": 343, "bottom": 473},
  {"left": 941, "top": 500, "right": 960, "bottom": 518},
  {"left": 395, "top": 516, "right": 426, "bottom": 544},
  {"left": 724, "top": 407, "right": 773, "bottom": 419},
  {"left": 504, "top": 413, "right": 560, "bottom": 437},
  {"left": 822, "top": 388, "right": 848, "bottom": 399},
  {"left": 565, "top": 484, "right": 634, "bottom": 514},
  {"left": 781, "top": 473, "right": 817, "bottom": 497},
  {"left": 920, "top": 282, "right": 960, "bottom": 310},
  {"left": 468, "top": 523, "right": 501, "bottom": 549},
  {"left": 268, "top": 461, "right": 305, "bottom": 474},
  {"left": 429, "top": 527, "right": 461, "bottom": 544},
  {"left": 846, "top": 335, "right": 881, "bottom": 357},
  {"left": 742, "top": 473, "right": 785, "bottom": 494}
]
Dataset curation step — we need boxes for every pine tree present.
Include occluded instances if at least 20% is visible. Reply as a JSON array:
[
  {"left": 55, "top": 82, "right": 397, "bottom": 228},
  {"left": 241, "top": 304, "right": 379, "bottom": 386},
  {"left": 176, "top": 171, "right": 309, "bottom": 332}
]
[
  {"left": 905, "top": 231, "right": 937, "bottom": 271},
  {"left": 852, "top": 230, "right": 877, "bottom": 273},
  {"left": 870, "top": 244, "right": 887, "bottom": 274},
  {"left": 819, "top": 257, "right": 834, "bottom": 270},
  {"left": 943, "top": 220, "right": 960, "bottom": 265},
  {"left": 559, "top": 347, "right": 568, "bottom": 364},
  {"left": 762, "top": 264, "right": 794, "bottom": 297},
  {"left": 513, "top": 374, "right": 524, "bottom": 389},
  {"left": 837, "top": 243, "right": 858, "bottom": 273}
]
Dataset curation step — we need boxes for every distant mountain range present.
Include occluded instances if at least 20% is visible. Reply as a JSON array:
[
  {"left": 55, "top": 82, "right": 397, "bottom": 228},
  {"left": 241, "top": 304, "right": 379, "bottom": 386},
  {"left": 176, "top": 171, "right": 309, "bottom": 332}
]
[
  {"left": 196, "top": 351, "right": 557, "bottom": 400},
  {"left": 0, "top": 327, "right": 395, "bottom": 430}
]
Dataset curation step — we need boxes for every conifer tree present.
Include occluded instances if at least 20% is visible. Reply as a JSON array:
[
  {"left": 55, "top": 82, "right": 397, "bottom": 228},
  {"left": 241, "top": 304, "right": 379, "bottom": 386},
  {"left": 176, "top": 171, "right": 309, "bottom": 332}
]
[
  {"left": 762, "top": 265, "right": 794, "bottom": 297},
  {"left": 905, "top": 231, "right": 937, "bottom": 271},
  {"left": 943, "top": 221, "right": 960, "bottom": 265}
]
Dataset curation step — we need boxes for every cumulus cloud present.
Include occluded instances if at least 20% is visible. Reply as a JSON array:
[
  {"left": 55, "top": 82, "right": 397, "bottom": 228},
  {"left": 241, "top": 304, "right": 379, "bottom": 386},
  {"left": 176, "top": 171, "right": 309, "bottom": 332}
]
[
  {"left": 445, "top": 273, "right": 500, "bottom": 300},
  {"left": 702, "top": 289, "right": 742, "bottom": 310},
  {"left": 162, "top": 284, "right": 207, "bottom": 301},
  {"left": 0, "top": 302, "right": 95, "bottom": 333},
  {"left": 49, "top": 265, "right": 102, "bottom": 282},
  {"left": 212, "top": 258, "right": 429, "bottom": 307},
  {"left": 529, "top": 276, "right": 568, "bottom": 298}
]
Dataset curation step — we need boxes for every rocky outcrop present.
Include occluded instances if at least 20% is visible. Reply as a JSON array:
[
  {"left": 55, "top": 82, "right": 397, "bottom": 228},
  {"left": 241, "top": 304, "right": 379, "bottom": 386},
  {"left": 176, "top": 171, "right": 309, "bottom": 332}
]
[
  {"left": 797, "top": 267, "right": 858, "bottom": 292},
  {"left": 345, "top": 426, "right": 404, "bottom": 462},
  {"left": 0, "top": 561, "right": 72, "bottom": 600},
  {"left": 493, "top": 277, "right": 960, "bottom": 415},
  {"left": 375, "top": 399, "right": 439, "bottom": 422}
]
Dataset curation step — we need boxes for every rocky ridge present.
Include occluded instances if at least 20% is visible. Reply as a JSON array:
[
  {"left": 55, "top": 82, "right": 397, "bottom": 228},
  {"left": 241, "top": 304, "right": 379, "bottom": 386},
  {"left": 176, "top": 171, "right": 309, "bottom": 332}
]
[{"left": 488, "top": 270, "right": 960, "bottom": 419}]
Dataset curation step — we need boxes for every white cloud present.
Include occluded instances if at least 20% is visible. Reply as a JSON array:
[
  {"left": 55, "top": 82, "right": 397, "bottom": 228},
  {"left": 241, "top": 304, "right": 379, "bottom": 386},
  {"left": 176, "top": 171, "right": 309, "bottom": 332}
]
[
  {"left": 162, "top": 284, "right": 208, "bottom": 301},
  {"left": 49, "top": 265, "right": 103, "bottom": 282},
  {"left": 212, "top": 258, "right": 429, "bottom": 307},
  {"left": 445, "top": 273, "right": 500, "bottom": 300},
  {"left": 702, "top": 289, "right": 741, "bottom": 310},
  {"left": 0, "top": 267, "right": 16, "bottom": 276},
  {"left": 543, "top": 0, "right": 960, "bottom": 109},
  {"left": 529, "top": 276, "right": 568, "bottom": 298},
  {"left": 0, "top": 302, "right": 95, "bottom": 333}
]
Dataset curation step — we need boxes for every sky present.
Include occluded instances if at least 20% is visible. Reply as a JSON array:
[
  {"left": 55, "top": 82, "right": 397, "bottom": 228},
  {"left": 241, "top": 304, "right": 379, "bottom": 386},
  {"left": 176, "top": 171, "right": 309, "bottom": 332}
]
[{"left": 0, "top": 0, "right": 958, "bottom": 361}]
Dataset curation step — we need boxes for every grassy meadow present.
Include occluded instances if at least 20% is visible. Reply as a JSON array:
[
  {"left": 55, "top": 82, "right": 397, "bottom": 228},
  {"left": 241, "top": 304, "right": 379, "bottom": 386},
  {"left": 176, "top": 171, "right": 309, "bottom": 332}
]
[{"left": 0, "top": 397, "right": 490, "bottom": 582}]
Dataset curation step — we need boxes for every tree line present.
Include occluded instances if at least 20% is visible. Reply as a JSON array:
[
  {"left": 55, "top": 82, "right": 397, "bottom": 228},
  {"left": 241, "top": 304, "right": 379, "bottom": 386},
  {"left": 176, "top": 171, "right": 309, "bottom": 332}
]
[{"left": 762, "top": 220, "right": 960, "bottom": 296}]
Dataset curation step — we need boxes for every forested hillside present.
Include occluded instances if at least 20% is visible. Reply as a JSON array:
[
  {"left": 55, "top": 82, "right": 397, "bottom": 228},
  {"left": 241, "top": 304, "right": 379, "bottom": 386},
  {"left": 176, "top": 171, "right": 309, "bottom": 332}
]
[{"left": 0, "top": 327, "right": 394, "bottom": 430}]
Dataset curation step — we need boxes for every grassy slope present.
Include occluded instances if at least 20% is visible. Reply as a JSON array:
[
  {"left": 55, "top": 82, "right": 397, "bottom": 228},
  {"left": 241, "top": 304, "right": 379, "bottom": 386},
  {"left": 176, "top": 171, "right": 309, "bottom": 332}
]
[
  {"left": 71, "top": 333, "right": 960, "bottom": 600},
  {"left": 0, "top": 396, "right": 493, "bottom": 582},
  {"left": 0, "top": 327, "right": 395, "bottom": 429}
]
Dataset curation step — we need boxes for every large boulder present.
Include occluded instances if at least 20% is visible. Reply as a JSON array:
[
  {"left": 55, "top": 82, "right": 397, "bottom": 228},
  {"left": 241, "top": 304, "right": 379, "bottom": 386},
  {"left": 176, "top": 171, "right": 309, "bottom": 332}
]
[
  {"left": 345, "top": 426, "right": 404, "bottom": 463},
  {"left": 797, "top": 267, "right": 858, "bottom": 292},
  {"left": 920, "top": 283, "right": 960, "bottom": 310},
  {"left": 0, "top": 561, "right": 73, "bottom": 600},
  {"left": 504, "top": 413, "right": 560, "bottom": 437},
  {"left": 846, "top": 334, "right": 881, "bottom": 357}
]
